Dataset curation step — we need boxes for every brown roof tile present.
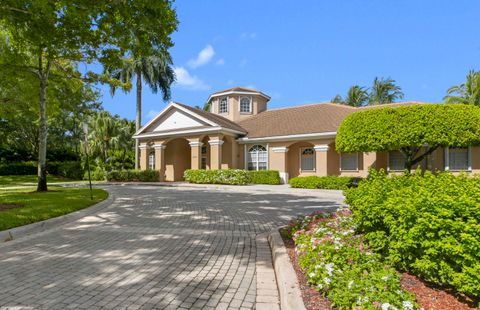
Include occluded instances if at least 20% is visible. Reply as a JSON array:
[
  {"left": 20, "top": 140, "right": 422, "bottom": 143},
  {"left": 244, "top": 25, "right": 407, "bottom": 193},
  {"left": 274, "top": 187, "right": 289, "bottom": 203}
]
[
  {"left": 237, "top": 103, "right": 356, "bottom": 138},
  {"left": 174, "top": 102, "right": 247, "bottom": 133}
]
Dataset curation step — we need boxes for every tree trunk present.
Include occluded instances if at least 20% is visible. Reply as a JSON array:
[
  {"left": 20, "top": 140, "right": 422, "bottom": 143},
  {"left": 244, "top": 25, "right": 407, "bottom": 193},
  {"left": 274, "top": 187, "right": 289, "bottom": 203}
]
[
  {"left": 37, "top": 54, "right": 50, "bottom": 192},
  {"left": 135, "top": 71, "right": 142, "bottom": 170}
]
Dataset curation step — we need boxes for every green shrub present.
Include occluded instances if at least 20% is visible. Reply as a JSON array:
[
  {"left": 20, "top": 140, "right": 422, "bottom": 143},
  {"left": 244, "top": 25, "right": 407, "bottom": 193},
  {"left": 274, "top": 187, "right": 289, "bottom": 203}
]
[
  {"left": 184, "top": 169, "right": 250, "bottom": 185},
  {"left": 48, "top": 161, "right": 83, "bottom": 179},
  {"left": 288, "top": 210, "right": 417, "bottom": 308},
  {"left": 84, "top": 167, "right": 106, "bottom": 181},
  {"left": 289, "top": 176, "right": 356, "bottom": 190},
  {"left": 247, "top": 170, "right": 281, "bottom": 185},
  {"left": 0, "top": 161, "right": 37, "bottom": 175},
  {"left": 106, "top": 170, "right": 160, "bottom": 182},
  {"left": 345, "top": 169, "right": 480, "bottom": 297}
]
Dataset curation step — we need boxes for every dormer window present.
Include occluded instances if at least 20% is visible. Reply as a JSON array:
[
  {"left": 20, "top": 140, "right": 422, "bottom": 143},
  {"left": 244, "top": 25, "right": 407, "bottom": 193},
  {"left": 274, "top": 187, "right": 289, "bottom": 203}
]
[
  {"left": 219, "top": 97, "right": 228, "bottom": 114},
  {"left": 240, "top": 97, "right": 251, "bottom": 113}
]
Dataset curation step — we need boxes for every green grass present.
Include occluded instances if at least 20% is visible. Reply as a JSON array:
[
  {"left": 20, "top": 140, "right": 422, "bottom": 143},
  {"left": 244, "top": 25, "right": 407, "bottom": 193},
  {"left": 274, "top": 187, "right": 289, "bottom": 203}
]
[
  {"left": 0, "top": 187, "right": 108, "bottom": 231},
  {"left": 0, "top": 175, "right": 80, "bottom": 187}
]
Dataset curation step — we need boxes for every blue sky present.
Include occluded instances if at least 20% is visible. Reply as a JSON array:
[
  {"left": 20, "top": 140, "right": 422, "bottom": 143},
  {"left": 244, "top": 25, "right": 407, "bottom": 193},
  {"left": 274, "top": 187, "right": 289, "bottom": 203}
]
[{"left": 100, "top": 0, "right": 480, "bottom": 123}]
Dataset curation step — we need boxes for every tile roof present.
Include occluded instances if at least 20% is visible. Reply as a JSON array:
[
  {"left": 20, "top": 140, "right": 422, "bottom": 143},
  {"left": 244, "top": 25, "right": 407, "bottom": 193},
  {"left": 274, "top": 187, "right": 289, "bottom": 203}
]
[
  {"left": 174, "top": 102, "right": 247, "bottom": 133},
  {"left": 236, "top": 103, "right": 356, "bottom": 138},
  {"left": 210, "top": 87, "right": 261, "bottom": 95}
]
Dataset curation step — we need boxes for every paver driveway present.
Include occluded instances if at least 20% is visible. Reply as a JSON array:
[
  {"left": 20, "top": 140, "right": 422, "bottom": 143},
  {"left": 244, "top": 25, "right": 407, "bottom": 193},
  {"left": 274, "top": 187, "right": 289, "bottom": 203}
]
[{"left": 0, "top": 184, "right": 344, "bottom": 309}]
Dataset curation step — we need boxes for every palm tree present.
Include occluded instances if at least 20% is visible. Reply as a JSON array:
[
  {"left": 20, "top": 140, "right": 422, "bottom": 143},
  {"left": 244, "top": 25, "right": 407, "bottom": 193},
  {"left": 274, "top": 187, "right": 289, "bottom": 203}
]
[
  {"left": 87, "top": 111, "right": 120, "bottom": 164},
  {"left": 331, "top": 94, "right": 344, "bottom": 104},
  {"left": 107, "top": 49, "right": 175, "bottom": 169},
  {"left": 444, "top": 70, "right": 480, "bottom": 105},
  {"left": 331, "top": 85, "right": 369, "bottom": 107},
  {"left": 369, "top": 77, "right": 404, "bottom": 104}
]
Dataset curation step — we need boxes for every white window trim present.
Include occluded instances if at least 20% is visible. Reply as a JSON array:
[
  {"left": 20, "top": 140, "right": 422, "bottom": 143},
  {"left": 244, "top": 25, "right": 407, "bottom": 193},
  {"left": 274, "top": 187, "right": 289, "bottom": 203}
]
[
  {"left": 299, "top": 147, "right": 316, "bottom": 172},
  {"left": 238, "top": 96, "right": 252, "bottom": 114},
  {"left": 339, "top": 152, "right": 359, "bottom": 172},
  {"left": 219, "top": 97, "right": 229, "bottom": 114},
  {"left": 245, "top": 144, "right": 268, "bottom": 171},
  {"left": 148, "top": 152, "right": 155, "bottom": 170},
  {"left": 387, "top": 151, "right": 406, "bottom": 172},
  {"left": 445, "top": 147, "right": 471, "bottom": 171}
]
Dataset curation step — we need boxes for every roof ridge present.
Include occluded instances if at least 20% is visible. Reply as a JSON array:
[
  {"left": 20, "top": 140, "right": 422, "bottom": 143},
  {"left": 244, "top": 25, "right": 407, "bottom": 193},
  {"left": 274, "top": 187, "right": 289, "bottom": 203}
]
[{"left": 265, "top": 102, "right": 357, "bottom": 112}]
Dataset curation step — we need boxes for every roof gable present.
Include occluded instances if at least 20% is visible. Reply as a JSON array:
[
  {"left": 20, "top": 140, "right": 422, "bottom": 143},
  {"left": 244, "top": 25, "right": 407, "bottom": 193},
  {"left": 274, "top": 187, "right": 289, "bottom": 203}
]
[{"left": 148, "top": 109, "right": 209, "bottom": 132}]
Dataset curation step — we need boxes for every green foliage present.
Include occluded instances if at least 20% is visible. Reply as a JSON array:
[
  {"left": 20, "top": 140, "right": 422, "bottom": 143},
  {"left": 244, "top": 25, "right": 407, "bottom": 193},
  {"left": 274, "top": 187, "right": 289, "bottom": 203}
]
[
  {"left": 106, "top": 170, "right": 160, "bottom": 182},
  {"left": 289, "top": 176, "right": 356, "bottom": 190},
  {"left": 0, "top": 187, "right": 108, "bottom": 231},
  {"left": 0, "top": 161, "right": 37, "bottom": 175},
  {"left": 85, "top": 167, "right": 106, "bottom": 181},
  {"left": 369, "top": 77, "right": 404, "bottom": 104},
  {"left": 184, "top": 169, "right": 250, "bottom": 185},
  {"left": 248, "top": 170, "right": 281, "bottom": 185},
  {"left": 288, "top": 210, "right": 417, "bottom": 309},
  {"left": 444, "top": 69, "right": 480, "bottom": 105},
  {"left": 336, "top": 104, "right": 480, "bottom": 170},
  {"left": 47, "top": 161, "right": 83, "bottom": 180},
  {"left": 332, "top": 85, "right": 369, "bottom": 107},
  {"left": 345, "top": 170, "right": 480, "bottom": 297}
]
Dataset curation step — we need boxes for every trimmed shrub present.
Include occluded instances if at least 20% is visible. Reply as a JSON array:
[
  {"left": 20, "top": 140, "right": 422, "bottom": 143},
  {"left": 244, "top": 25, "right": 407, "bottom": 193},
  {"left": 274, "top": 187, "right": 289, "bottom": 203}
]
[
  {"left": 85, "top": 167, "right": 106, "bottom": 181},
  {"left": 248, "top": 170, "right": 281, "bottom": 185},
  {"left": 106, "top": 170, "right": 160, "bottom": 182},
  {"left": 184, "top": 169, "right": 250, "bottom": 185},
  {"left": 0, "top": 161, "right": 37, "bottom": 175},
  {"left": 345, "top": 169, "right": 480, "bottom": 297},
  {"left": 48, "top": 161, "right": 83, "bottom": 180},
  {"left": 289, "top": 176, "right": 356, "bottom": 190}
]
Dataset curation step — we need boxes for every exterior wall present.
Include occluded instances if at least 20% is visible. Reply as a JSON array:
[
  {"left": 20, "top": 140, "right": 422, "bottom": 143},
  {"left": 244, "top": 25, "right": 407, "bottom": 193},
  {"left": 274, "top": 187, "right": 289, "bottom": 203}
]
[
  {"left": 164, "top": 138, "right": 191, "bottom": 181},
  {"left": 211, "top": 94, "right": 268, "bottom": 122}
]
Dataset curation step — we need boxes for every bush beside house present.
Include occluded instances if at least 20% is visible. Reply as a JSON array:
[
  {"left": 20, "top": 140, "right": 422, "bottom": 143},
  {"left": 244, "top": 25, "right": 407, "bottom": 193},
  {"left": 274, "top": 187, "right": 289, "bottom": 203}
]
[
  {"left": 345, "top": 169, "right": 480, "bottom": 298},
  {"left": 183, "top": 169, "right": 281, "bottom": 185},
  {"left": 106, "top": 170, "right": 160, "bottom": 182},
  {"left": 289, "top": 176, "right": 356, "bottom": 190}
]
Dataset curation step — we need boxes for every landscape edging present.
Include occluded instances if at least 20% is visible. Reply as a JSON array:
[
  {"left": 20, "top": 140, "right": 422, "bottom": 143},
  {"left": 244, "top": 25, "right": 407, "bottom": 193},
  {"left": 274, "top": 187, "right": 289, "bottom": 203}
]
[
  {"left": 268, "top": 227, "right": 307, "bottom": 310},
  {"left": 0, "top": 190, "right": 114, "bottom": 243}
]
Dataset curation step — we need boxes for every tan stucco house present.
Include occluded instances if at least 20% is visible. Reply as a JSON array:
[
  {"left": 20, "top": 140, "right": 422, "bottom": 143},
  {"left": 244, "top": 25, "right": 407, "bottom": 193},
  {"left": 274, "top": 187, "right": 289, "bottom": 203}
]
[{"left": 133, "top": 87, "right": 479, "bottom": 182}]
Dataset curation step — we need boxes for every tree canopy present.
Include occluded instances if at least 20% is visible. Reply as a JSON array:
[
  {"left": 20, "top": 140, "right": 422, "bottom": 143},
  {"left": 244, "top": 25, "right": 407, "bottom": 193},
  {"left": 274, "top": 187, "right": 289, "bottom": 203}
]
[
  {"left": 444, "top": 69, "right": 480, "bottom": 105},
  {"left": 332, "top": 77, "right": 404, "bottom": 106},
  {"left": 336, "top": 104, "right": 480, "bottom": 171}
]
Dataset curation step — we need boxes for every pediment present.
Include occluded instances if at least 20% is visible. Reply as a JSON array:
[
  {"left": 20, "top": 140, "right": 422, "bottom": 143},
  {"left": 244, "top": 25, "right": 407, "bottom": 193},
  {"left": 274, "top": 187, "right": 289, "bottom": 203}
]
[{"left": 144, "top": 107, "right": 211, "bottom": 133}]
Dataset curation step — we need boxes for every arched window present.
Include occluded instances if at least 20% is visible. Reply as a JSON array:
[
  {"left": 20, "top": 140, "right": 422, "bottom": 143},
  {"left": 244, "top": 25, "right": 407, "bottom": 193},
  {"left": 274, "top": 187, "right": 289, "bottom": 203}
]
[
  {"left": 219, "top": 97, "right": 228, "bottom": 114},
  {"left": 240, "top": 97, "right": 251, "bottom": 113},
  {"left": 300, "top": 147, "right": 315, "bottom": 171},
  {"left": 148, "top": 152, "right": 155, "bottom": 170},
  {"left": 248, "top": 145, "right": 267, "bottom": 170}
]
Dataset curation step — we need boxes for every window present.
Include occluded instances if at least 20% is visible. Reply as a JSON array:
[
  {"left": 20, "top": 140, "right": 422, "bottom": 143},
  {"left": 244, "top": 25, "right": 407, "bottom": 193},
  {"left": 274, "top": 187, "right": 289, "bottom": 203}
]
[
  {"left": 300, "top": 148, "right": 315, "bottom": 171},
  {"left": 248, "top": 145, "right": 267, "bottom": 170},
  {"left": 148, "top": 152, "right": 155, "bottom": 170},
  {"left": 219, "top": 97, "right": 228, "bottom": 114},
  {"left": 340, "top": 152, "right": 358, "bottom": 171},
  {"left": 446, "top": 147, "right": 470, "bottom": 171},
  {"left": 388, "top": 150, "right": 405, "bottom": 171},
  {"left": 240, "top": 97, "right": 251, "bottom": 113},
  {"left": 201, "top": 145, "right": 207, "bottom": 169}
]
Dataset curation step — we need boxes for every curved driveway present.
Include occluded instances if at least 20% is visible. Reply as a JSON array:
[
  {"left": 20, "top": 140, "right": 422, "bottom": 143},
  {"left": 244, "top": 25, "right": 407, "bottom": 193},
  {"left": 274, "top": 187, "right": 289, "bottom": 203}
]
[{"left": 0, "top": 184, "right": 343, "bottom": 309}]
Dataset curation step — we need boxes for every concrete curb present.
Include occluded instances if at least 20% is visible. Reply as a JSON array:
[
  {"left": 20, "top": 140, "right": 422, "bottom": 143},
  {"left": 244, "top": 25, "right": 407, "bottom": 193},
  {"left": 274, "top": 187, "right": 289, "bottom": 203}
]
[
  {"left": 0, "top": 190, "right": 114, "bottom": 243},
  {"left": 268, "top": 227, "right": 306, "bottom": 310}
]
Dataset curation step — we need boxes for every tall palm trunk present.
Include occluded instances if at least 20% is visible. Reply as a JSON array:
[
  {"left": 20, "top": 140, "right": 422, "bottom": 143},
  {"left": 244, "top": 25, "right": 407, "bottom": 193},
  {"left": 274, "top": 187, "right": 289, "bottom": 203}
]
[
  {"left": 135, "top": 70, "right": 142, "bottom": 169},
  {"left": 37, "top": 53, "right": 50, "bottom": 192}
]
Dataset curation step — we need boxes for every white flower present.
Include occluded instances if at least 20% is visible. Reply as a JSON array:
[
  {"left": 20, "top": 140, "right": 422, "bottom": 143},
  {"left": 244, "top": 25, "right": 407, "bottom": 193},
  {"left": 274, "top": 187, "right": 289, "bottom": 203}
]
[
  {"left": 357, "top": 296, "right": 363, "bottom": 304},
  {"left": 382, "top": 303, "right": 391, "bottom": 310},
  {"left": 402, "top": 301, "right": 414, "bottom": 310},
  {"left": 317, "top": 283, "right": 323, "bottom": 289},
  {"left": 308, "top": 272, "right": 316, "bottom": 278},
  {"left": 348, "top": 280, "right": 354, "bottom": 289},
  {"left": 323, "top": 277, "right": 330, "bottom": 285},
  {"left": 325, "top": 263, "right": 335, "bottom": 276},
  {"left": 381, "top": 275, "right": 389, "bottom": 281}
]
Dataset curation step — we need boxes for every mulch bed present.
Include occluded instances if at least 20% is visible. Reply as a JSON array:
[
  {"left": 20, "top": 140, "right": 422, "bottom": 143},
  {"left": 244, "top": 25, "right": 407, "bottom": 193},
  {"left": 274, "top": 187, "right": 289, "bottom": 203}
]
[
  {"left": 281, "top": 232, "right": 476, "bottom": 310},
  {"left": 0, "top": 204, "right": 23, "bottom": 211}
]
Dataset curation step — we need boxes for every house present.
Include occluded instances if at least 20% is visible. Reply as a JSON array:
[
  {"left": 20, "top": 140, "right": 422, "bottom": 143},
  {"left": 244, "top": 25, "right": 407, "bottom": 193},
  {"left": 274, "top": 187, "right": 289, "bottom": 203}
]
[{"left": 133, "top": 87, "right": 479, "bottom": 182}]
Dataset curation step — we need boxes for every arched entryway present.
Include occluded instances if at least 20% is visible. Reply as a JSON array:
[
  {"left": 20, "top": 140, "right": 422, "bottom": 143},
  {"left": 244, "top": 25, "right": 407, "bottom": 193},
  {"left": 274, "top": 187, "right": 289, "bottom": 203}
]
[
  {"left": 287, "top": 141, "right": 316, "bottom": 178},
  {"left": 164, "top": 138, "right": 191, "bottom": 181}
]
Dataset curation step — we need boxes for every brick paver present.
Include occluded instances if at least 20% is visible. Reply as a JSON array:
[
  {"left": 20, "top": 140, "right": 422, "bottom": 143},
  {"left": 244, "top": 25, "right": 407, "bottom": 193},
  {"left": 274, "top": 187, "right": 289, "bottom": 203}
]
[{"left": 0, "top": 185, "right": 343, "bottom": 309}]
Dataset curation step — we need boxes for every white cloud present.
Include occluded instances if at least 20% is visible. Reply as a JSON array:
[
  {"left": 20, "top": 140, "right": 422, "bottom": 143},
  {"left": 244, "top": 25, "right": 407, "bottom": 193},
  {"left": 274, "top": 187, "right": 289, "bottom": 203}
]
[
  {"left": 187, "top": 45, "right": 215, "bottom": 68},
  {"left": 215, "top": 58, "right": 225, "bottom": 66},
  {"left": 240, "top": 32, "right": 257, "bottom": 40},
  {"left": 147, "top": 110, "right": 160, "bottom": 119},
  {"left": 173, "top": 67, "right": 210, "bottom": 91}
]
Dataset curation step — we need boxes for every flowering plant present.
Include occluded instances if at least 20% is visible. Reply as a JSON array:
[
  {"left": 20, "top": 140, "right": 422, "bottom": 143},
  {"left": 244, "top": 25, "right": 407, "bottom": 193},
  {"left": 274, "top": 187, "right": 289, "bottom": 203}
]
[{"left": 289, "top": 209, "right": 417, "bottom": 309}]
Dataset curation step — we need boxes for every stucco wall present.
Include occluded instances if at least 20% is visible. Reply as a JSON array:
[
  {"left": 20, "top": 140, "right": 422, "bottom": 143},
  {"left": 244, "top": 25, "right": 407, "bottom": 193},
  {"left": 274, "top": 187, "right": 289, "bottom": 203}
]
[{"left": 164, "top": 138, "right": 191, "bottom": 181}]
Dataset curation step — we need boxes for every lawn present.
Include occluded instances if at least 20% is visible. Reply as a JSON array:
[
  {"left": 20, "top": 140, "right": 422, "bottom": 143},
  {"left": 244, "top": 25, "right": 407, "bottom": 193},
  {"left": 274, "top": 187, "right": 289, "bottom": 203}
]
[
  {"left": 0, "top": 186, "right": 108, "bottom": 231},
  {"left": 0, "top": 175, "right": 82, "bottom": 187}
]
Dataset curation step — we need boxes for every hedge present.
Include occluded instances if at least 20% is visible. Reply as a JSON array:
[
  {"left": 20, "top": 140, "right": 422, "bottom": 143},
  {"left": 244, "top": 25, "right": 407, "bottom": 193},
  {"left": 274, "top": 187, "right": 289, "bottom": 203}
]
[
  {"left": 345, "top": 169, "right": 480, "bottom": 297},
  {"left": 0, "top": 161, "right": 83, "bottom": 179},
  {"left": 289, "top": 176, "right": 357, "bottom": 190},
  {"left": 247, "top": 170, "right": 281, "bottom": 185},
  {"left": 184, "top": 169, "right": 250, "bottom": 185},
  {"left": 106, "top": 170, "right": 160, "bottom": 182}
]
